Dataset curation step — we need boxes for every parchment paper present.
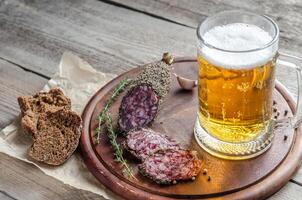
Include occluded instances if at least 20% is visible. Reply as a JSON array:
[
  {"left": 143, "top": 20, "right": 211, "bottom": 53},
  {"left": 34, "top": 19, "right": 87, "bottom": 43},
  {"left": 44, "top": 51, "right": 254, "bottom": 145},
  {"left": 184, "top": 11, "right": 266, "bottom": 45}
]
[{"left": 0, "top": 52, "right": 123, "bottom": 200}]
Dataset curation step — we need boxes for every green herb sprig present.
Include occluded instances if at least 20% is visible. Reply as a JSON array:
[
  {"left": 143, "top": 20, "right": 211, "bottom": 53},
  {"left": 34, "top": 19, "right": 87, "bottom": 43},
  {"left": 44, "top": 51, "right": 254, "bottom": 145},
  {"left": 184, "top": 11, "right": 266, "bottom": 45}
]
[
  {"left": 105, "top": 112, "right": 136, "bottom": 179},
  {"left": 94, "top": 78, "right": 135, "bottom": 178},
  {"left": 94, "top": 78, "right": 131, "bottom": 142}
]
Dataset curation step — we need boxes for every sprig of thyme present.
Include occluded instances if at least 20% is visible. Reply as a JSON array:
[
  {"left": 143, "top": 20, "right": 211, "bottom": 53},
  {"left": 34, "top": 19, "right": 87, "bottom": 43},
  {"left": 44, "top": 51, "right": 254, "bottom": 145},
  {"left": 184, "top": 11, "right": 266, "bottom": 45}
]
[
  {"left": 105, "top": 112, "right": 136, "bottom": 179},
  {"left": 94, "top": 78, "right": 131, "bottom": 142},
  {"left": 94, "top": 78, "right": 135, "bottom": 178}
]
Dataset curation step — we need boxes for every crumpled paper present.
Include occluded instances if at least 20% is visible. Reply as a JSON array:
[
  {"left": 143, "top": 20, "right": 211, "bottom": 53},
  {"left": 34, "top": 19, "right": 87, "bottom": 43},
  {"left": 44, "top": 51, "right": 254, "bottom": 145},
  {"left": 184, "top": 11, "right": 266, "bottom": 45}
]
[{"left": 0, "top": 52, "right": 123, "bottom": 200}]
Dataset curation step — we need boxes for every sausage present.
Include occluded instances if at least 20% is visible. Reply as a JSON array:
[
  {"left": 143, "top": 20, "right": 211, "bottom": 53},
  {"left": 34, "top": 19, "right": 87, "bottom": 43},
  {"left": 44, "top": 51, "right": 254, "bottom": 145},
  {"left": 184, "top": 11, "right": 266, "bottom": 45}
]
[
  {"left": 133, "top": 59, "right": 171, "bottom": 104},
  {"left": 139, "top": 149, "right": 202, "bottom": 184},
  {"left": 119, "top": 84, "right": 159, "bottom": 132},
  {"left": 125, "top": 128, "right": 180, "bottom": 160}
]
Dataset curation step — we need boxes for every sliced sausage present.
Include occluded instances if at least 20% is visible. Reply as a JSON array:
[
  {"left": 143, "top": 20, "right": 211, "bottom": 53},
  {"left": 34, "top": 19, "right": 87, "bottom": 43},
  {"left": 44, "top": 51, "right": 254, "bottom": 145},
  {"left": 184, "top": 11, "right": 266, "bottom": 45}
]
[
  {"left": 119, "top": 84, "right": 158, "bottom": 132},
  {"left": 139, "top": 149, "right": 202, "bottom": 184},
  {"left": 125, "top": 128, "right": 180, "bottom": 160}
]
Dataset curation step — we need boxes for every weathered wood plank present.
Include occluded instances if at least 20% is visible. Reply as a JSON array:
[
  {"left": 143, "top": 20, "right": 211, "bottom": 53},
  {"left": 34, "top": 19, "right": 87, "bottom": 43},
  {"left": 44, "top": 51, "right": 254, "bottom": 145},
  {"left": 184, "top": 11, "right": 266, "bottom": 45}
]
[
  {"left": 268, "top": 181, "right": 302, "bottom": 200},
  {"left": 0, "top": 192, "right": 15, "bottom": 200},
  {"left": 102, "top": 0, "right": 203, "bottom": 28},
  {"left": 292, "top": 169, "right": 302, "bottom": 185},
  {"left": 108, "top": 0, "right": 302, "bottom": 46},
  {"left": 0, "top": 58, "right": 47, "bottom": 129},
  {"left": 109, "top": 0, "right": 302, "bottom": 55},
  {"left": 0, "top": 0, "right": 195, "bottom": 77},
  {"left": 0, "top": 153, "right": 106, "bottom": 200}
]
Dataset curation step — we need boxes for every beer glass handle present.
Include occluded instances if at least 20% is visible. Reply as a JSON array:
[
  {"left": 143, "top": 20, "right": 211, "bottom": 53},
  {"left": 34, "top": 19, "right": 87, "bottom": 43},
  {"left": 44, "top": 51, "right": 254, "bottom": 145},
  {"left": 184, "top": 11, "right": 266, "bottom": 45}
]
[{"left": 277, "top": 53, "right": 302, "bottom": 128}]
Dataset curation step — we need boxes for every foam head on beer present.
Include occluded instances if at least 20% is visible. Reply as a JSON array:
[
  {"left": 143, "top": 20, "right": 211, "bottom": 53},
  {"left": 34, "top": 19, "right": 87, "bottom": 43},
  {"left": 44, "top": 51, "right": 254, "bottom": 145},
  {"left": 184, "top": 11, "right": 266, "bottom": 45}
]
[{"left": 200, "top": 23, "right": 278, "bottom": 69}]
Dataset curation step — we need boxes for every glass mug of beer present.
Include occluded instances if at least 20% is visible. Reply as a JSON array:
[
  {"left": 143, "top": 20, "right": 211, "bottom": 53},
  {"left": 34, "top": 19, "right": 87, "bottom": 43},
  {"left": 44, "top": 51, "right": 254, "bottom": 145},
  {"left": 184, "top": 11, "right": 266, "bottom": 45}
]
[{"left": 194, "top": 10, "right": 302, "bottom": 160}]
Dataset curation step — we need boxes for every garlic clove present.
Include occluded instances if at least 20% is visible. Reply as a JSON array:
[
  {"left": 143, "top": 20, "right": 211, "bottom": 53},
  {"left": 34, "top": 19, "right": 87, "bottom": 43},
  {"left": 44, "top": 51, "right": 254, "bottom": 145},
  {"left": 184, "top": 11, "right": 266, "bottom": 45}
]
[{"left": 174, "top": 73, "right": 197, "bottom": 90}]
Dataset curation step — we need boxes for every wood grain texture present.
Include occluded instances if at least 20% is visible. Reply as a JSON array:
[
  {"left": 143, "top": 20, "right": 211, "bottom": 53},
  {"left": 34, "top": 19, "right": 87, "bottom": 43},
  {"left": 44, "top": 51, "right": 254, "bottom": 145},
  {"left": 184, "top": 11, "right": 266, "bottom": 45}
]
[
  {"left": 0, "top": 0, "right": 195, "bottom": 77},
  {"left": 0, "top": 153, "right": 105, "bottom": 200},
  {"left": 109, "top": 0, "right": 302, "bottom": 53},
  {"left": 0, "top": 191, "right": 15, "bottom": 200},
  {"left": 268, "top": 182, "right": 302, "bottom": 200},
  {"left": 0, "top": 58, "right": 47, "bottom": 129}
]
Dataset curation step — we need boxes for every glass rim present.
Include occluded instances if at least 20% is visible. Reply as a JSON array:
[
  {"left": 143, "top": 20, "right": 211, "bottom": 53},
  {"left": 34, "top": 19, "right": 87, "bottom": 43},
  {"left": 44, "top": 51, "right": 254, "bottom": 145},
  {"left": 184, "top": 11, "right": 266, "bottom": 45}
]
[{"left": 197, "top": 10, "right": 279, "bottom": 53}]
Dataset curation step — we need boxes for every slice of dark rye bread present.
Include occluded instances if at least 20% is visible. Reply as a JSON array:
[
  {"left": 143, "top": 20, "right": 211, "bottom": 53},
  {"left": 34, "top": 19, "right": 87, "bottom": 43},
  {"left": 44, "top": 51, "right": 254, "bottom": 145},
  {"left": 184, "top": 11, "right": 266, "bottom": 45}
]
[
  {"left": 28, "top": 109, "right": 82, "bottom": 165},
  {"left": 18, "top": 88, "right": 71, "bottom": 138},
  {"left": 17, "top": 88, "right": 82, "bottom": 165}
]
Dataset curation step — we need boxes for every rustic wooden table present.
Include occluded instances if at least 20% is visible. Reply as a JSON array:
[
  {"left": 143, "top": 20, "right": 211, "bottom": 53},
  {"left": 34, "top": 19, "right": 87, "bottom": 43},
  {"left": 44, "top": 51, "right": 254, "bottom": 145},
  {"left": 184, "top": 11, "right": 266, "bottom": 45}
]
[{"left": 1, "top": 0, "right": 302, "bottom": 199}]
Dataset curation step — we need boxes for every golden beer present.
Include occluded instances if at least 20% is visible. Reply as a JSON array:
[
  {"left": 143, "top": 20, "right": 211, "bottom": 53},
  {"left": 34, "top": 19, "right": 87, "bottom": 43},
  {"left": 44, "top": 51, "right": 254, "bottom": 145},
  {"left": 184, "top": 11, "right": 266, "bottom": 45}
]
[
  {"left": 194, "top": 11, "right": 302, "bottom": 160},
  {"left": 198, "top": 56, "right": 276, "bottom": 142}
]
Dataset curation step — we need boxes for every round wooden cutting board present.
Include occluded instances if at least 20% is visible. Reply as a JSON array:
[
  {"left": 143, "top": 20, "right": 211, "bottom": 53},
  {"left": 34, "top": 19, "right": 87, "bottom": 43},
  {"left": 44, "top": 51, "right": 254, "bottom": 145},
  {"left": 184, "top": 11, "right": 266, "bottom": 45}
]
[{"left": 80, "top": 57, "right": 302, "bottom": 200}]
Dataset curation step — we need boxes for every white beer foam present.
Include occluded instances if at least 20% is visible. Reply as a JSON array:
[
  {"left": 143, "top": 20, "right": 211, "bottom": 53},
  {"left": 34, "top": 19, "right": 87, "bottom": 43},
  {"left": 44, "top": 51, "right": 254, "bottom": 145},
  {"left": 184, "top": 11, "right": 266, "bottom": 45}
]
[{"left": 201, "top": 23, "right": 277, "bottom": 69}]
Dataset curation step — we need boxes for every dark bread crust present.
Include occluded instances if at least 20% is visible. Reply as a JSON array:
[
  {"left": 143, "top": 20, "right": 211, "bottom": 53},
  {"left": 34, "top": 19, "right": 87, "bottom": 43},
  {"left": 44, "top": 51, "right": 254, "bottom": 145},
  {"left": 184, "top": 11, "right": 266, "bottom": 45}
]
[
  {"left": 17, "top": 88, "right": 81, "bottom": 166},
  {"left": 18, "top": 88, "right": 71, "bottom": 138},
  {"left": 28, "top": 109, "right": 82, "bottom": 165}
]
